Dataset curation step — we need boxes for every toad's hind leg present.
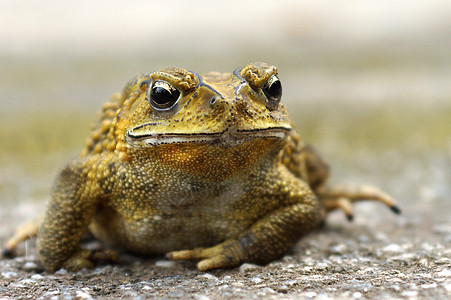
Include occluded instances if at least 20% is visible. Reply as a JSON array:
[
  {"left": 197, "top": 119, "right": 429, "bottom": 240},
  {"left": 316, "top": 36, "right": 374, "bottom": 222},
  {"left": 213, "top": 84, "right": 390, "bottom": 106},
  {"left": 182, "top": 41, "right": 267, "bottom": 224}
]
[
  {"left": 3, "top": 214, "right": 44, "bottom": 257},
  {"left": 318, "top": 185, "right": 401, "bottom": 221},
  {"left": 301, "top": 144, "right": 400, "bottom": 220}
]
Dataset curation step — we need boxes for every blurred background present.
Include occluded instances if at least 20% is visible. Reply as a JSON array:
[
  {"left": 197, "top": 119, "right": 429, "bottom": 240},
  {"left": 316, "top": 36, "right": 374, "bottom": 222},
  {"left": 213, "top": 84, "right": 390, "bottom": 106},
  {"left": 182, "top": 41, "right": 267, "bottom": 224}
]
[{"left": 0, "top": 1, "right": 450, "bottom": 234}]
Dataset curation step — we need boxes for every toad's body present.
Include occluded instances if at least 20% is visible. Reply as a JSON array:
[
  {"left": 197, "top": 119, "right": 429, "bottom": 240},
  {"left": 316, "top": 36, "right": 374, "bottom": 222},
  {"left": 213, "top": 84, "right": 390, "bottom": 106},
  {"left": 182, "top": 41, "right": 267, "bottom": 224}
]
[{"left": 5, "top": 63, "right": 398, "bottom": 272}]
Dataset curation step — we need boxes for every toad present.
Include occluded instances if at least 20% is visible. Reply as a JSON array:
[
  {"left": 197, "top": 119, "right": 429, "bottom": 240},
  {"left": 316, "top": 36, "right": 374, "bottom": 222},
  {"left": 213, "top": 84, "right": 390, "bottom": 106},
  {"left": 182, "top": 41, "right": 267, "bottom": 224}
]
[{"left": 4, "top": 62, "right": 399, "bottom": 272}]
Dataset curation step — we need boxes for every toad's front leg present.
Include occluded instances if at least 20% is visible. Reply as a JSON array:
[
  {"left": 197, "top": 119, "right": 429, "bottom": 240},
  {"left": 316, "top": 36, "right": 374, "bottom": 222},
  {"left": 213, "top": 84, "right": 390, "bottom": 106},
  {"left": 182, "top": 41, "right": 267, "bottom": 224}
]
[
  {"left": 168, "top": 191, "right": 320, "bottom": 271},
  {"left": 37, "top": 159, "right": 117, "bottom": 272}
]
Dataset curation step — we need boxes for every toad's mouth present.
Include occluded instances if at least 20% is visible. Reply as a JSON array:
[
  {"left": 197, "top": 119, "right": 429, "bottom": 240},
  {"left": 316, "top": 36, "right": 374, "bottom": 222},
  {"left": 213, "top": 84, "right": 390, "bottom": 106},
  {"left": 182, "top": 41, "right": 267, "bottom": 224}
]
[{"left": 126, "top": 127, "right": 291, "bottom": 146}]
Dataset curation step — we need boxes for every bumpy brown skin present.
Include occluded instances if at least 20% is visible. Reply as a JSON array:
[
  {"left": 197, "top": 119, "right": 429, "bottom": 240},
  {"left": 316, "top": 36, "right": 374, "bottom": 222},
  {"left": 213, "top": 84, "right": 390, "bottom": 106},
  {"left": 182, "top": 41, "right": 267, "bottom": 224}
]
[{"left": 5, "top": 63, "right": 398, "bottom": 272}]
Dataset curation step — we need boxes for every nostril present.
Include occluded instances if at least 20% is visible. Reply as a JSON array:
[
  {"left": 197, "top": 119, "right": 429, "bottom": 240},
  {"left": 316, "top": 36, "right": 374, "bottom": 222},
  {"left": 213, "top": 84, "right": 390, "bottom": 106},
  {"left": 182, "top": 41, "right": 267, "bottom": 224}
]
[{"left": 209, "top": 96, "right": 218, "bottom": 106}]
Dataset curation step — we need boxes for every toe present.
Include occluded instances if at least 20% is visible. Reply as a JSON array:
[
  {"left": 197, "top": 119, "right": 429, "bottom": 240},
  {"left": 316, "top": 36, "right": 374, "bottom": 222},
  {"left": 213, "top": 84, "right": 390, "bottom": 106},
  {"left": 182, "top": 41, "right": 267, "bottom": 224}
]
[
  {"left": 197, "top": 255, "right": 232, "bottom": 271},
  {"left": 168, "top": 248, "right": 206, "bottom": 261}
]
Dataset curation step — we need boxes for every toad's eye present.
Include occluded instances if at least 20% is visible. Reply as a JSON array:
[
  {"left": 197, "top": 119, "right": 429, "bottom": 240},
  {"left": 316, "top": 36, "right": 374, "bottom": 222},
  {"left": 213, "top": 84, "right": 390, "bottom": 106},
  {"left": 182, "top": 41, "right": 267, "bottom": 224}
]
[
  {"left": 148, "top": 81, "right": 181, "bottom": 110},
  {"left": 262, "top": 75, "right": 282, "bottom": 110}
]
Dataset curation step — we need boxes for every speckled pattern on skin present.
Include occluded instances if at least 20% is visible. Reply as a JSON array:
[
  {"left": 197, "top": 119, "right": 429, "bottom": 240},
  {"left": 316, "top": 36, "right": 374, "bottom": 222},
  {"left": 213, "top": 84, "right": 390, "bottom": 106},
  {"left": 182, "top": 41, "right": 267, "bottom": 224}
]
[{"left": 4, "top": 62, "right": 399, "bottom": 273}]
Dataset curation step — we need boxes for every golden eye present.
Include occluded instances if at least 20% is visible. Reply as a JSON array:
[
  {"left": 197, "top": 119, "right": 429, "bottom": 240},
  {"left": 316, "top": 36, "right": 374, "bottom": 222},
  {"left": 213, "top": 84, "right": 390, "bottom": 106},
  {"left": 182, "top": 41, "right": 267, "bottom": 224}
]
[
  {"left": 148, "top": 80, "right": 181, "bottom": 110},
  {"left": 262, "top": 75, "right": 282, "bottom": 110}
]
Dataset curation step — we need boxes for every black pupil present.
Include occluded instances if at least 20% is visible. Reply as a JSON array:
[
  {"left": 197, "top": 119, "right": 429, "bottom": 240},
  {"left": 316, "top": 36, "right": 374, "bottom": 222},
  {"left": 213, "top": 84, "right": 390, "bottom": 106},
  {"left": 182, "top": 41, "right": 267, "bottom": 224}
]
[
  {"left": 266, "top": 79, "right": 282, "bottom": 101},
  {"left": 150, "top": 83, "right": 180, "bottom": 109}
]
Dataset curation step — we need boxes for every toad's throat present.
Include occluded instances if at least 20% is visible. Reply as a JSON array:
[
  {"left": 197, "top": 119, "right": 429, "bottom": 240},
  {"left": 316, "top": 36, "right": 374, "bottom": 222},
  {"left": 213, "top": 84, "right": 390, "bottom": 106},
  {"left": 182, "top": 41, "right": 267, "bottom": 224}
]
[{"left": 127, "top": 127, "right": 291, "bottom": 146}]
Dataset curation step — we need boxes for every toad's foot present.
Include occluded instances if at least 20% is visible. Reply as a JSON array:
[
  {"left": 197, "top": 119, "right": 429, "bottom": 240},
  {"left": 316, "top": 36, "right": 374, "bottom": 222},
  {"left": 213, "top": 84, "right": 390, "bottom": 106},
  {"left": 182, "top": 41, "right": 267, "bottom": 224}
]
[
  {"left": 3, "top": 215, "right": 43, "bottom": 258},
  {"left": 58, "top": 248, "right": 119, "bottom": 272},
  {"left": 167, "top": 239, "right": 246, "bottom": 271},
  {"left": 318, "top": 185, "right": 400, "bottom": 221}
]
